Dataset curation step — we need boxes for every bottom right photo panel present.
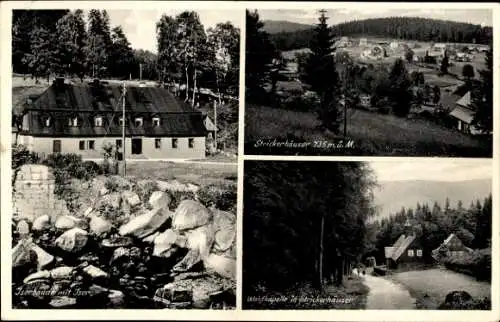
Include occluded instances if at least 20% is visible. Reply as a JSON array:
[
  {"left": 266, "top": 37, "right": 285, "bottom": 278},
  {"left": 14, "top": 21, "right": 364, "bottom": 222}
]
[{"left": 242, "top": 159, "right": 492, "bottom": 310}]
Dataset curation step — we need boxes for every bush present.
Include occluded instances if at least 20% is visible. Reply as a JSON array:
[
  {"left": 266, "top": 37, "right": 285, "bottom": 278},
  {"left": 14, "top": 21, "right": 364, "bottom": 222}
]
[
  {"left": 197, "top": 182, "right": 237, "bottom": 212},
  {"left": 442, "top": 249, "right": 491, "bottom": 281},
  {"left": 104, "top": 177, "right": 120, "bottom": 192},
  {"left": 11, "top": 144, "right": 39, "bottom": 187}
]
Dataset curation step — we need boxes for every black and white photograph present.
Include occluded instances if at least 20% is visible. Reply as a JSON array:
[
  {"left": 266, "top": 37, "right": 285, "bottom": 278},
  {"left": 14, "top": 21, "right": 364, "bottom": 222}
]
[
  {"left": 243, "top": 160, "right": 492, "bottom": 310},
  {"left": 244, "top": 8, "right": 493, "bottom": 156},
  {"left": 9, "top": 7, "right": 240, "bottom": 309}
]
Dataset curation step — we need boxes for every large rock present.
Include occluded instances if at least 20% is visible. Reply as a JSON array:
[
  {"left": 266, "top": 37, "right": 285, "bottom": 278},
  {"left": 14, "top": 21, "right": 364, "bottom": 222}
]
[
  {"left": 149, "top": 191, "right": 171, "bottom": 210},
  {"left": 83, "top": 265, "right": 108, "bottom": 279},
  {"left": 203, "top": 253, "right": 236, "bottom": 280},
  {"left": 31, "top": 244, "right": 55, "bottom": 270},
  {"left": 17, "top": 220, "right": 30, "bottom": 235},
  {"left": 49, "top": 296, "right": 77, "bottom": 308},
  {"left": 98, "top": 192, "right": 122, "bottom": 209},
  {"left": 32, "top": 215, "right": 51, "bottom": 231},
  {"left": 171, "top": 200, "right": 212, "bottom": 231},
  {"left": 119, "top": 207, "right": 172, "bottom": 239},
  {"left": 50, "top": 266, "right": 74, "bottom": 279},
  {"left": 55, "top": 215, "right": 87, "bottom": 231},
  {"left": 89, "top": 215, "right": 113, "bottom": 235},
  {"left": 55, "top": 228, "right": 88, "bottom": 253},
  {"left": 12, "top": 239, "right": 53, "bottom": 270},
  {"left": 23, "top": 270, "right": 51, "bottom": 284},
  {"left": 212, "top": 209, "right": 236, "bottom": 255},
  {"left": 152, "top": 229, "right": 180, "bottom": 257},
  {"left": 122, "top": 191, "right": 141, "bottom": 207},
  {"left": 439, "top": 291, "right": 475, "bottom": 309}
]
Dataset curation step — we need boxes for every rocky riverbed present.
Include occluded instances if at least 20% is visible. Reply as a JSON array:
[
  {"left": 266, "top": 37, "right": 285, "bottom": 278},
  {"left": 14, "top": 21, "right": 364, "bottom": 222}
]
[{"left": 12, "top": 174, "right": 236, "bottom": 309}]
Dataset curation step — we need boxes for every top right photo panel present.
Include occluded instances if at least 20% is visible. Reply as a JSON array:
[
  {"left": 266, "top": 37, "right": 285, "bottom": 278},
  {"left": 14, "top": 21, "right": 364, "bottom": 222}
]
[{"left": 244, "top": 8, "right": 493, "bottom": 157}]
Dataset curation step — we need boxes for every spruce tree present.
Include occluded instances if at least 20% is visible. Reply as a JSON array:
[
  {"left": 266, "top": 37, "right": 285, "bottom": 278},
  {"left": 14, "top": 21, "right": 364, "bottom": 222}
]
[
  {"left": 304, "top": 10, "right": 342, "bottom": 133},
  {"left": 388, "top": 58, "right": 412, "bottom": 117},
  {"left": 472, "top": 46, "right": 493, "bottom": 134},
  {"left": 54, "top": 10, "right": 87, "bottom": 79}
]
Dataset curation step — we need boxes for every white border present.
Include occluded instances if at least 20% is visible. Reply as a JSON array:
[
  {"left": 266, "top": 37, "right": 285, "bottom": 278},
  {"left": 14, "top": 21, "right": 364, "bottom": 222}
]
[{"left": 1, "top": 1, "right": 499, "bottom": 321}]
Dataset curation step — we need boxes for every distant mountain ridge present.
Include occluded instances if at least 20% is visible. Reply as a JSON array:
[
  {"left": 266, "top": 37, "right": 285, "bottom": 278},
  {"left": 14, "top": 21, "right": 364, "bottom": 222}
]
[
  {"left": 266, "top": 16, "right": 492, "bottom": 51},
  {"left": 374, "top": 179, "right": 492, "bottom": 219},
  {"left": 262, "top": 20, "right": 313, "bottom": 34}
]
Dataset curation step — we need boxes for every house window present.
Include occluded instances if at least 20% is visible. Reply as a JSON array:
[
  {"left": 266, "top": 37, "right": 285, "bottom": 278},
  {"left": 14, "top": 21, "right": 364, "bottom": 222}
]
[
  {"left": 94, "top": 116, "right": 103, "bottom": 127},
  {"left": 155, "top": 138, "right": 161, "bottom": 149},
  {"left": 416, "top": 249, "right": 422, "bottom": 257},
  {"left": 188, "top": 138, "right": 194, "bottom": 148},
  {"left": 79, "top": 140, "right": 85, "bottom": 150},
  {"left": 408, "top": 250, "right": 414, "bottom": 257},
  {"left": 153, "top": 117, "right": 160, "bottom": 127},
  {"left": 172, "top": 138, "right": 178, "bottom": 149},
  {"left": 69, "top": 117, "right": 78, "bottom": 127},
  {"left": 44, "top": 116, "right": 51, "bottom": 127},
  {"left": 88, "top": 140, "right": 95, "bottom": 150},
  {"left": 134, "top": 117, "right": 143, "bottom": 127},
  {"left": 53, "top": 140, "right": 61, "bottom": 153},
  {"left": 118, "top": 117, "right": 125, "bottom": 126}
]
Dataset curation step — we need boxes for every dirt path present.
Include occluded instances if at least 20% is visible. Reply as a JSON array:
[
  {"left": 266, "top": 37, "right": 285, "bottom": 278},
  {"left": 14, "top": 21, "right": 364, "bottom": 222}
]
[{"left": 363, "top": 274, "right": 416, "bottom": 309}]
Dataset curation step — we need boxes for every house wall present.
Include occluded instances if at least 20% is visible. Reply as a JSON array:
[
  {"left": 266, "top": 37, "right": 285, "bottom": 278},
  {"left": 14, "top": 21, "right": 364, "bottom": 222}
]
[
  {"left": 398, "top": 239, "right": 424, "bottom": 264},
  {"left": 18, "top": 135, "right": 206, "bottom": 159}
]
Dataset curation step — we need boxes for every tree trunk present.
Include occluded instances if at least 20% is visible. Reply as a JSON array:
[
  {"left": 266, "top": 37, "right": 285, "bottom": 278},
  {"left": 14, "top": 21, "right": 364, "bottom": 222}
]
[
  {"left": 192, "top": 68, "right": 197, "bottom": 107},
  {"left": 185, "top": 65, "right": 189, "bottom": 102},
  {"left": 318, "top": 214, "right": 325, "bottom": 290}
]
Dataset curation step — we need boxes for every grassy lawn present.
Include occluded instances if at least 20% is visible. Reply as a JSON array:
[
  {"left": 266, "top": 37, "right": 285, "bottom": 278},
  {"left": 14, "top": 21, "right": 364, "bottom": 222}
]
[
  {"left": 243, "top": 276, "right": 368, "bottom": 309},
  {"left": 387, "top": 268, "right": 491, "bottom": 309},
  {"left": 244, "top": 103, "right": 491, "bottom": 156},
  {"left": 126, "top": 161, "right": 237, "bottom": 187}
]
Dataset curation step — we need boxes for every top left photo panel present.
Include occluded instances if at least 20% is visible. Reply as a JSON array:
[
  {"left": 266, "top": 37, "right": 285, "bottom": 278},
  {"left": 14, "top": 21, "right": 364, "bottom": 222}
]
[{"left": 9, "top": 7, "right": 240, "bottom": 310}]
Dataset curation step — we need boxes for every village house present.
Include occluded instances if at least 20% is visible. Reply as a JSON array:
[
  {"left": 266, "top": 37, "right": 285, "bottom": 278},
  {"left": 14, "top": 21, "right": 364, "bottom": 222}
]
[
  {"left": 15, "top": 78, "right": 208, "bottom": 160},
  {"left": 384, "top": 220, "right": 424, "bottom": 269},
  {"left": 449, "top": 91, "right": 482, "bottom": 135},
  {"left": 431, "top": 233, "right": 473, "bottom": 261}
]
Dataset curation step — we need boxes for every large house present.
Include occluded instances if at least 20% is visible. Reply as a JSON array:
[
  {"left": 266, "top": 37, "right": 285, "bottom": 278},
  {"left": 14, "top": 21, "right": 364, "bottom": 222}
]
[
  {"left": 449, "top": 91, "right": 482, "bottom": 135},
  {"left": 384, "top": 220, "right": 424, "bottom": 269},
  {"left": 431, "top": 233, "right": 473, "bottom": 261},
  {"left": 16, "top": 78, "right": 208, "bottom": 159}
]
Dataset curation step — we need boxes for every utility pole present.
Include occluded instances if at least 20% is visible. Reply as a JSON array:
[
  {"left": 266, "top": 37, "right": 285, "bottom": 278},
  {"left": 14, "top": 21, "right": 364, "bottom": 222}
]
[
  {"left": 139, "top": 63, "right": 143, "bottom": 81},
  {"left": 214, "top": 99, "right": 218, "bottom": 152},
  {"left": 122, "top": 82, "right": 126, "bottom": 176}
]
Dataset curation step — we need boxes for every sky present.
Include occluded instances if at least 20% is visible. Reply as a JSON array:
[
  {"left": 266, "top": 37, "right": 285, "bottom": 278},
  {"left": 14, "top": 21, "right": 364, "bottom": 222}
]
[
  {"left": 369, "top": 160, "right": 493, "bottom": 182},
  {"left": 83, "top": 9, "right": 241, "bottom": 53},
  {"left": 257, "top": 8, "right": 493, "bottom": 28}
]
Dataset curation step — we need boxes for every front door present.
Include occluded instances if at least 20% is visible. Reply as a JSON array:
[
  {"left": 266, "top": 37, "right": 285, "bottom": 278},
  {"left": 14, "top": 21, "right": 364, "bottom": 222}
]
[
  {"left": 115, "top": 139, "right": 123, "bottom": 161},
  {"left": 131, "top": 138, "right": 142, "bottom": 155},
  {"left": 53, "top": 140, "right": 61, "bottom": 153}
]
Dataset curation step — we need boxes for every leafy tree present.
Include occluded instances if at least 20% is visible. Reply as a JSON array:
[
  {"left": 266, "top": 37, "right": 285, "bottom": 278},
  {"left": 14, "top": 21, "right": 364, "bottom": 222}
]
[
  {"left": 24, "top": 25, "right": 55, "bottom": 82},
  {"left": 388, "top": 59, "right": 412, "bottom": 117},
  {"left": 54, "top": 10, "right": 87, "bottom": 80},
  {"left": 471, "top": 46, "right": 493, "bottom": 134},
  {"left": 440, "top": 55, "right": 449, "bottom": 75},
  {"left": 86, "top": 10, "right": 113, "bottom": 78},
  {"left": 303, "top": 10, "right": 342, "bottom": 133},
  {"left": 108, "top": 26, "right": 135, "bottom": 79},
  {"left": 405, "top": 48, "right": 414, "bottom": 63},
  {"left": 156, "top": 14, "right": 180, "bottom": 84},
  {"left": 462, "top": 64, "right": 475, "bottom": 80},
  {"left": 245, "top": 10, "right": 275, "bottom": 102},
  {"left": 433, "top": 85, "right": 441, "bottom": 105}
]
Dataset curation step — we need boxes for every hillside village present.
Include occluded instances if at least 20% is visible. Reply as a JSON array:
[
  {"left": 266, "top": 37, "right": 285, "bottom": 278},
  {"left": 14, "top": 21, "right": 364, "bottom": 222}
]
[{"left": 245, "top": 10, "right": 493, "bottom": 156}]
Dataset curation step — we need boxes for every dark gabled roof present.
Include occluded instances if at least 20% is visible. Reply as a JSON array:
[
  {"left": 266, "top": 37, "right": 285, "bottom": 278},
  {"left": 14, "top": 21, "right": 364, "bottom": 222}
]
[
  {"left": 20, "top": 81, "right": 207, "bottom": 137},
  {"left": 24, "top": 81, "right": 195, "bottom": 114}
]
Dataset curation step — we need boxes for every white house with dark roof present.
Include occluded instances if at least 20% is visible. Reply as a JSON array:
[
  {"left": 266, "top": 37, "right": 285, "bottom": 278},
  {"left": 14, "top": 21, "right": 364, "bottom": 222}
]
[
  {"left": 449, "top": 91, "right": 482, "bottom": 135},
  {"left": 16, "top": 78, "right": 207, "bottom": 159}
]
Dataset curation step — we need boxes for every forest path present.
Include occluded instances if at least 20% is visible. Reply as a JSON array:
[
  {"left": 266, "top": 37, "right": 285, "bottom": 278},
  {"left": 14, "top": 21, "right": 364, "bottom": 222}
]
[{"left": 363, "top": 274, "right": 416, "bottom": 309}]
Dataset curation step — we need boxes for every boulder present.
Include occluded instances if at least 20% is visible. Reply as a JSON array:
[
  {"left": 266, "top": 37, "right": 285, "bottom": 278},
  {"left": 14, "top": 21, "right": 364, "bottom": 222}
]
[
  {"left": 102, "top": 236, "right": 133, "bottom": 248},
  {"left": 149, "top": 191, "right": 171, "bottom": 210},
  {"left": 55, "top": 228, "right": 88, "bottom": 253},
  {"left": 55, "top": 215, "right": 87, "bottom": 231},
  {"left": 212, "top": 209, "right": 236, "bottom": 254},
  {"left": 17, "top": 220, "right": 30, "bottom": 235},
  {"left": 143, "top": 232, "right": 160, "bottom": 244},
  {"left": 49, "top": 296, "right": 77, "bottom": 308},
  {"left": 31, "top": 244, "right": 55, "bottom": 270},
  {"left": 83, "top": 265, "right": 108, "bottom": 279},
  {"left": 119, "top": 207, "right": 172, "bottom": 239},
  {"left": 89, "top": 215, "right": 113, "bottom": 235},
  {"left": 152, "top": 229, "right": 179, "bottom": 257},
  {"left": 111, "top": 247, "right": 130, "bottom": 263},
  {"left": 12, "top": 239, "right": 37, "bottom": 268},
  {"left": 108, "top": 290, "right": 125, "bottom": 307},
  {"left": 98, "top": 192, "right": 122, "bottom": 209},
  {"left": 23, "top": 270, "right": 51, "bottom": 284},
  {"left": 50, "top": 266, "right": 74, "bottom": 279},
  {"left": 32, "top": 215, "right": 51, "bottom": 231},
  {"left": 122, "top": 191, "right": 141, "bottom": 207},
  {"left": 439, "top": 291, "right": 475, "bottom": 309},
  {"left": 171, "top": 200, "right": 212, "bottom": 231},
  {"left": 203, "top": 253, "right": 236, "bottom": 281}
]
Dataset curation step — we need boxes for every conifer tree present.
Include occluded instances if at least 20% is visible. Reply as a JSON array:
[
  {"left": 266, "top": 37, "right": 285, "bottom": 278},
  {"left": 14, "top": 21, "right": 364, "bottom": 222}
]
[{"left": 472, "top": 45, "right": 493, "bottom": 134}]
